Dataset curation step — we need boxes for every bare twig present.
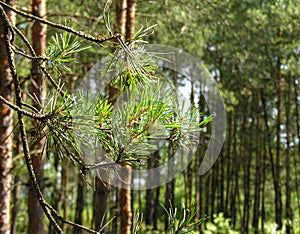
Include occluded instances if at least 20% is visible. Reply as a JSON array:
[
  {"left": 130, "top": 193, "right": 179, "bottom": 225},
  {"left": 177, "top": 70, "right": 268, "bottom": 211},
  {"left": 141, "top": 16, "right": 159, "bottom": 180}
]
[
  {"left": 12, "top": 25, "right": 64, "bottom": 95},
  {"left": 0, "top": 95, "right": 47, "bottom": 120},
  {"left": 0, "top": 1, "right": 120, "bottom": 44}
]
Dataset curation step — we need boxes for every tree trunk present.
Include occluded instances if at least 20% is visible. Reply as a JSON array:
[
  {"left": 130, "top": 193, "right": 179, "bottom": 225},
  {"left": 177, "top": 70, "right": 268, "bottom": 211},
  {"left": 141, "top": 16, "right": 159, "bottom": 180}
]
[
  {"left": 94, "top": 174, "right": 110, "bottom": 233},
  {"left": 196, "top": 92, "right": 205, "bottom": 227},
  {"left": 119, "top": 1, "right": 136, "bottom": 233},
  {"left": 253, "top": 88, "right": 261, "bottom": 233},
  {"left": 74, "top": 170, "right": 85, "bottom": 234},
  {"left": 28, "top": 0, "right": 47, "bottom": 233},
  {"left": 120, "top": 165, "right": 132, "bottom": 234},
  {"left": 125, "top": 0, "right": 136, "bottom": 41},
  {"left": 284, "top": 75, "right": 292, "bottom": 234},
  {"left": 275, "top": 50, "right": 282, "bottom": 230},
  {"left": 152, "top": 151, "right": 161, "bottom": 230},
  {"left": 0, "top": 1, "right": 15, "bottom": 233},
  {"left": 115, "top": 0, "right": 127, "bottom": 37},
  {"left": 242, "top": 95, "right": 250, "bottom": 234},
  {"left": 165, "top": 136, "right": 176, "bottom": 231},
  {"left": 224, "top": 112, "right": 233, "bottom": 218}
]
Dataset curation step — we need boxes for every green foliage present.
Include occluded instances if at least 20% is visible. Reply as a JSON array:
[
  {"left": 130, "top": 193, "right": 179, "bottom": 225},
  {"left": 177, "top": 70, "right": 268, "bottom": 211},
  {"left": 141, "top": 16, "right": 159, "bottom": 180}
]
[
  {"left": 46, "top": 31, "right": 90, "bottom": 75},
  {"left": 162, "top": 202, "right": 206, "bottom": 234},
  {"left": 203, "top": 213, "right": 238, "bottom": 234}
]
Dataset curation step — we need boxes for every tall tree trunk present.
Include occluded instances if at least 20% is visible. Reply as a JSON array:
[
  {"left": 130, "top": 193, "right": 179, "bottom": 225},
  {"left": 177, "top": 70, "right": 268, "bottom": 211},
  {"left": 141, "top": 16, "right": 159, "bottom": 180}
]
[
  {"left": 275, "top": 50, "right": 282, "bottom": 230},
  {"left": 261, "top": 136, "right": 267, "bottom": 231},
  {"left": 165, "top": 134, "right": 176, "bottom": 231},
  {"left": 125, "top": 0, "right": 136, "bottom": 41},
  {"left": 284, "top": 75, "right": 292, "bottom": 234},
  {"left": 115, "top": 0, "right": 127, "bottom": 37},
  {"left": 242, "top": 95, "right": 250, "bottom": 234},
  {"left": 224, "top": 112, "right": 233, "bottom": 218},
  {"left": 74, "top": 170, "right": 85, "bottom": 234},
  {"left": 293, "top": 75, "right": 300, "bottom": 220},
  {"left": 28, "top": 0, "right": 47, "bottom": 233},
  {"left": 230, "top": 111, "right": 238, "bottom": 227},
  {"left": 119, "top": 1, "right": 136, "bottom": 233},
  {"left": 196, "top": 92, "right": 206, "bottom": 228},
  {"left": 145, "top": 151, "right": 157, "bottom": 226},
  {"left": 253, "top": 88, "right": 261, "bottom": 233},
  {"left": 152, "top": 152, "right": 161, "bottom": 231},
  {"left": 0, "top": 2, "right": 15, "bottom": 233}
]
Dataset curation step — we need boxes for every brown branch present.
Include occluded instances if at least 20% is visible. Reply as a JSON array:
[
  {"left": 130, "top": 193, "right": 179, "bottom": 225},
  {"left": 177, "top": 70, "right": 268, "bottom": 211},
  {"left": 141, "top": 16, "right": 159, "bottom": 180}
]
[
  {"left": 0, "top": 5, "right": 64, "bottom": 234},
  {"left": 45, "top": 203, "right": 100, "bottom": 234},
  {"left": 12, "top": 25, "right": 63, "bottom": 95},
  {"left": 0, "top": 95, "right": 47, "bottom": 120},
  {"left": 0, "top": 1, "right": 120, "bottom": 44},
  {"left": 13, "top": 48, "right": 48, "bottom": 61}
]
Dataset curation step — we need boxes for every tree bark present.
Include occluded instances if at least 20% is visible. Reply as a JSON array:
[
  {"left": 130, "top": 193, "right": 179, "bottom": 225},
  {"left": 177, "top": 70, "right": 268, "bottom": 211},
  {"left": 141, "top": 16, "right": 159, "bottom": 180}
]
[
  {"left": 28, "top": 0, "right": 47, "bottom": 233},
  {"left": 0, "top": 1, "right": 15, "bottom": 233},
  {"left": 119, "top": 1, "right": 136, "bottom": 233}
]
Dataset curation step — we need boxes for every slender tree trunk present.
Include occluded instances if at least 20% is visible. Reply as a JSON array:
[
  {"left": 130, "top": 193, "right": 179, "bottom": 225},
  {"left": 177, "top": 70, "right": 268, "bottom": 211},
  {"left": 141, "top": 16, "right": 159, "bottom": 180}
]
[
  {"left": 115, "top": 0, "right": 127, "bottom": 37},
  {"left": 293, "top": 75, "right": 300, "bottom": 220},
  {"left": 196, "top": 92, "right": 205, "bottom": 228},
  {"left": 28, "top": 1, "right": 47, "bottom": 233},
  {"left": 242, "top": 96, "right": 250, "bottom": 233},
  {"left": 125, "top": 0, "right": 136, "bottom": 41},
  {"left": 261, "top": 89, "right": 282, "bottom": 228},
  {"left": 119, "top": 1, "right": 136, "bottom": 233},
  {"left": 120, "top": 165, "right": 132, "bottom": 234},
  {"left": 0, "top": 2, "right": 15, "bottom": 233},
  {"left": 145, "top": 151, "right": 156, "bottom": 226},
  {"left": 165, "top": 135, "right": 176, "bottom": 231},
  {"left": 275, "top": 51, "right": 282, "bottom": 230},
  {"left": 152, "top": 152, "right": 161, "bottom": 231},
  {"left": 230, "top": 112, "right": 238, "bottom": 227},
  {"left": 224, "top": 112, "right": 233, "bottom": 218},
  {"left": 284, "top": 75, "right": 292, "bottom": 234},
  {"left": 74, "top": 170, "right": 85, "bottom": 234},
  {"left": 261, "top": 136, "right": 267, "bottom": 231},
  {"left": 253, "top": 88, "right": 261, "bottom": 233}
]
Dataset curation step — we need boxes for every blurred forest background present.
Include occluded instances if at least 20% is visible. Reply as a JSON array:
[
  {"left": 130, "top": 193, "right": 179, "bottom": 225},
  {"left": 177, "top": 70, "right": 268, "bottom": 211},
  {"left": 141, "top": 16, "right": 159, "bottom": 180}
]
[{"left": 0, "top": 0, "right": 300, "bottom": 233}]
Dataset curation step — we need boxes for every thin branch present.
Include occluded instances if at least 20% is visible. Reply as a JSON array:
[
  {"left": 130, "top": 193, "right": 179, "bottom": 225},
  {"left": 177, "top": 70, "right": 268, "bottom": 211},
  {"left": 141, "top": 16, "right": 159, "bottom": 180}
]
[
  {"left": 45, "top": 203, "right": 100, "bottom": 234},
  {"left": 12, "top": 25, "right": 63, "bottom": 95},
  {"left": 0, "top": 5, "right": 64, "bottom": 234},
  {"left": 0, "top": 95, "right": 47, "bottom": 120},
  {"left": 0, "top": 1, "right": 120, "bottom": 44},
  {"left": 13, "top": 47, "right": 48, "bottom": 61}
]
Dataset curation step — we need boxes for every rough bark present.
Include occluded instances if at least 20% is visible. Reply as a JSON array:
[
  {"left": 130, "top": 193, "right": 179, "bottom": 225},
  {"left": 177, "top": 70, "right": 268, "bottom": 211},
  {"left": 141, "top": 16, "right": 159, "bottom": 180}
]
[
  {"left": 28, "top": 0, "right": 47, "bottom": 233},
  {"left": 0, "top": 1, "right": 15, "bottom": 233},
  {"left": 119, "top": 1, "right": 136, "bottom": 233},
  {"left": 120, "top": 165, "right": 132, "bottom": 234},
  {"left": 115, "top": 0, "right": 127, "bottom": 37},
  {"left": 125, "top": 0, "right": 136, "bottom": 41}
]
